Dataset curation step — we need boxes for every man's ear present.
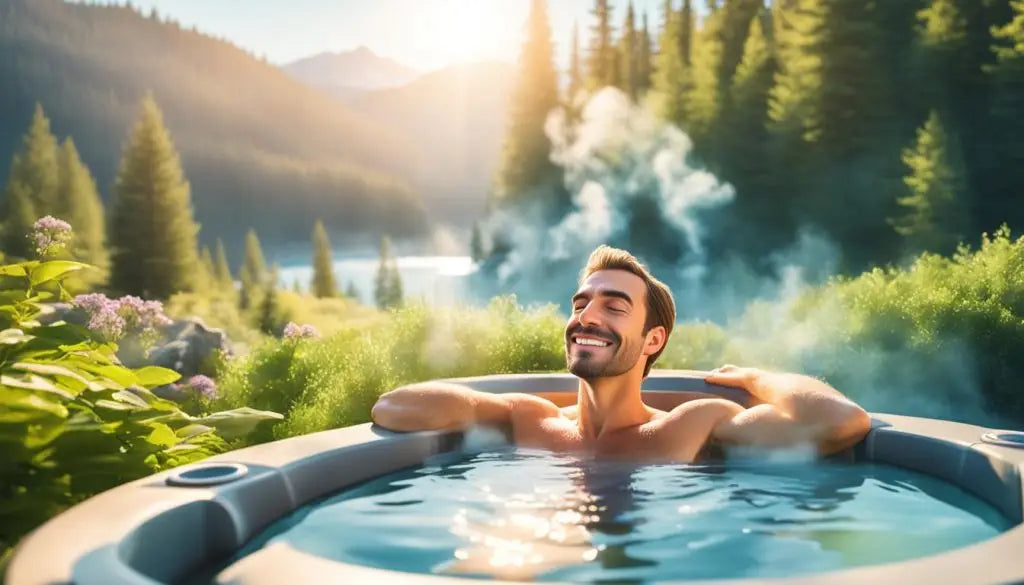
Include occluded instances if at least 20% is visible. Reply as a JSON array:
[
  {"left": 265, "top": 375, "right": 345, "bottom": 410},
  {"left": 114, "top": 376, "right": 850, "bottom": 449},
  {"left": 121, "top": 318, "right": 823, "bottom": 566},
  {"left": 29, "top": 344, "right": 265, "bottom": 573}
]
[{"left": 643, "top": 325, "right": 667, "bottom": 356}]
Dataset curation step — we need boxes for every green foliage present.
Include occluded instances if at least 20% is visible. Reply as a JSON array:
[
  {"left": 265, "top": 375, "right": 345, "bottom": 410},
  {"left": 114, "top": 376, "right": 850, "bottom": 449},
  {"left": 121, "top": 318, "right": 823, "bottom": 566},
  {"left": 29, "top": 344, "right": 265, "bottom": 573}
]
[
  {"left": 215, "top": 297, "right": 566, "bottom": 441},
  {"left": 617, "top": 2, "right": 640, "bottom": 99},
  {"left": 637, "top": 11, "right": 654, "bottom": 94},
  {"left": 310, "top": 220, "right": 338, "bottom": 298},
  {"left": 257, "top": 266, "right": 288, "bottom": 335},
  {"left": 891, "top": 111, "right": 969, "bottom": 254},
  {"left": 587, "top": 0, "right": 619, "bottom": 90},
  {"left": 495, "top": 0, "right": 563, "bottom": 203},
  {"left": 2, "top": 104, "right": 58, "bottom": 258},
  {"left": 55, "top": 138, "right": 109, "bottom": 293},
  {"left": 0, "top": 0, "right": 427, "bottom": 250},
  {"left": 214, "top": 239, "right": 232, "bottom": 290},
  {"left": 108, "top": 94, "right": 200, "bottom": 299},
  {"left": 987, "top": 0, "right": 1024, "bottom": 226},
  {"left": 373, "top": 237, "right": 403, "bottom": 310},
  {"left": 649, "top": 3, "right": 691, "bottom": 126},
  {"left": 0, "top": 255, "right": 281, "bottom": 554},
  {"left": 243, "top": 229, "right": 267, "bottom": 286}
]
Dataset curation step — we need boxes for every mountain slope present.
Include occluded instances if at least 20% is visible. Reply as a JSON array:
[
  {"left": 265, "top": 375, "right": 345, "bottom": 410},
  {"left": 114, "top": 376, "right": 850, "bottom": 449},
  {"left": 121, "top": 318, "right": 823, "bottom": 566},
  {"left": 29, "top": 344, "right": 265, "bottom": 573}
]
[
  {"left": 350, "top": 61, "right": 517, "bottom": 225},
  {"left": 0, "top": 0, "right": 427, "bottom": 261}
]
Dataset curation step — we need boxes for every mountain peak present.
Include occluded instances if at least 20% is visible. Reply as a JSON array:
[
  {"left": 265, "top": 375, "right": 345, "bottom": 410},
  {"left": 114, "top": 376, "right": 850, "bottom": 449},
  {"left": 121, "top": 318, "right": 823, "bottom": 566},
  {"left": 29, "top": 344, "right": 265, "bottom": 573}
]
[{"left": 284, "top": 46, "right": 419, "bottom": 90}]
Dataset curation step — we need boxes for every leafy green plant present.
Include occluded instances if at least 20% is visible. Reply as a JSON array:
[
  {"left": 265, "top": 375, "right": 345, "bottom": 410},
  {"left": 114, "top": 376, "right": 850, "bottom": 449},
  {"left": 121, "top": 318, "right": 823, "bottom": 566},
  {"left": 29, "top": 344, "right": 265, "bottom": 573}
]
[{"left": 0, "top": 253, "right": 281, "bottom": 557}]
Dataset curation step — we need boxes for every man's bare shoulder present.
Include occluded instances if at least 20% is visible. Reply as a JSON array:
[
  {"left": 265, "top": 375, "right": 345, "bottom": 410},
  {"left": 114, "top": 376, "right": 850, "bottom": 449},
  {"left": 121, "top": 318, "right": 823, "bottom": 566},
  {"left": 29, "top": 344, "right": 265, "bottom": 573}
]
[
  {"left": 649, "top": 398, "right": 744, "bottom": 441},
  {"left": 499, "top": 392, "right": 564, "bottom": 421}
]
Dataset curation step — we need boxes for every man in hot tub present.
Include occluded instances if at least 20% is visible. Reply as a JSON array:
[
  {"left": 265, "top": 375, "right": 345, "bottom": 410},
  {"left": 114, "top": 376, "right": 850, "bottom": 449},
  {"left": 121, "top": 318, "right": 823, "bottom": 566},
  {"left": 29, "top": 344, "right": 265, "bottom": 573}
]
[{"left": 372, "top": 245, "right": 871, "bottom": 462}]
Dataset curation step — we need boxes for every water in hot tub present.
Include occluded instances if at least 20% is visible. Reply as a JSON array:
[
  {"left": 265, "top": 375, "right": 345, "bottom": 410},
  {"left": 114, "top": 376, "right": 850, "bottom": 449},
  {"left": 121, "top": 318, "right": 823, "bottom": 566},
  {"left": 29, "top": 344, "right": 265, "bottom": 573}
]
[{"left": 218, "top": 449, "right": 1012, "bottom": 582}]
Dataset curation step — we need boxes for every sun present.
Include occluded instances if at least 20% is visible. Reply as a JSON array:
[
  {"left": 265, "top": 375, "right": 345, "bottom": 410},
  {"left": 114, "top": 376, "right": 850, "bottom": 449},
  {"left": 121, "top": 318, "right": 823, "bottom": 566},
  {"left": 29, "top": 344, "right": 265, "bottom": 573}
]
[{"left": 417, "top": 0, "right": 523, "bottom": 67}]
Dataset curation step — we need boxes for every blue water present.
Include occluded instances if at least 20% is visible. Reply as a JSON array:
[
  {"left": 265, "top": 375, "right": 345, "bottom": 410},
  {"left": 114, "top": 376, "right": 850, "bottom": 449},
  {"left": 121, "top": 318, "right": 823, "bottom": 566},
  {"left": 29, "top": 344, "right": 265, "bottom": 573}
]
[{"left": 226, "top": 450, "right": 1012, "bottom": 582}]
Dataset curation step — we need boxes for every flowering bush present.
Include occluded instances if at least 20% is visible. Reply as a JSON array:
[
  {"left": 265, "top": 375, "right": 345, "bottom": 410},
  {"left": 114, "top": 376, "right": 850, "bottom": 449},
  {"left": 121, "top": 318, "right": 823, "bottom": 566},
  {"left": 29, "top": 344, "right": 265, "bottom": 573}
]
[
  {"left": 0, "top": 223, "right": 281, "bottom": 559},
  {"left": 282, "top": 321, "right": 319, "bottom": 340},
  {"left": 30, "top": 215, "right": 72, "bottom": 258}
]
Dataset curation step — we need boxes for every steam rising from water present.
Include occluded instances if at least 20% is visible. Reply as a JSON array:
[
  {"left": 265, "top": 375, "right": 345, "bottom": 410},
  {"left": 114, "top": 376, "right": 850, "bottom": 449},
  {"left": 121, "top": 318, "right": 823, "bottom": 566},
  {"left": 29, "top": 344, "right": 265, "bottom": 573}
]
[{"left": 484, "top": 88, "right": 734, "bottom": 306}]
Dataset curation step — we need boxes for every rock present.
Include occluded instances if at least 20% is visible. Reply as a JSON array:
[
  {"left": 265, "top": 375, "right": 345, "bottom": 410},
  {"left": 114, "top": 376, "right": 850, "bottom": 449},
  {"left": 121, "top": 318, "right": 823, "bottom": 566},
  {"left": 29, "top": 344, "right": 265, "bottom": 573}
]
[{"left": 147, "top": 317, "right": 231, "bottom": 378}]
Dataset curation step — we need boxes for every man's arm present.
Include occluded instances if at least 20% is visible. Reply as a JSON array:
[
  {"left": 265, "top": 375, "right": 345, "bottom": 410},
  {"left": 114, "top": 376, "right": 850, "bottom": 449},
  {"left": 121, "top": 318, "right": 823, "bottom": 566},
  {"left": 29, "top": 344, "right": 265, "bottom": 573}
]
[
  {"left": 663, "top": 366, "right": 871, "bottom": 458},
  {"left": 371, "top": 382, "right": 557, "bottom": 432}
]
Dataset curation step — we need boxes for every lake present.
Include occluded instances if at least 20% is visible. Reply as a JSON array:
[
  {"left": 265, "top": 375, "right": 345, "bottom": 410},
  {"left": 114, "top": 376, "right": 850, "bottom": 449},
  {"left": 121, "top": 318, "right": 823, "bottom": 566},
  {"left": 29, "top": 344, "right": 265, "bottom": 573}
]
[{"left": 277, "top": 256, "right": 476, "bottom": 306}]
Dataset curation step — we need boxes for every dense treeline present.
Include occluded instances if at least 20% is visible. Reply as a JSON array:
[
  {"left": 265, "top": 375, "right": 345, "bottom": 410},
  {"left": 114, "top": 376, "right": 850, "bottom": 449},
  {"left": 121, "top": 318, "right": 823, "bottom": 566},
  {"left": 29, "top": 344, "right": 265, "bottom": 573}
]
[
  {"left": 0, "top": 0, "right": 427, "bottom": 260},
  {"left": 486, "top": 0, "right": 1023, "bottom": 276}
]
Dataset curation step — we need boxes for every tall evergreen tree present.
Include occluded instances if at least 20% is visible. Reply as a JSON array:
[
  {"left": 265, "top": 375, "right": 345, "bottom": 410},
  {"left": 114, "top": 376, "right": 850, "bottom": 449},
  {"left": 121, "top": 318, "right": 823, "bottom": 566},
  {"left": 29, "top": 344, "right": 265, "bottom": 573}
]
[
  {"left": 2, "top": 104, "right": 59, "bottom": 258},
  {"left": 470, "top": 222, "right": 486, "bottom": 263},
  {"left": 238, "top": 229, "right": 267, "bottom": 309},
  {"left": 650, "top": 4, "right": 690, "bottom": 126},
  {"left": 373, "top": 236, "right": 403, "bottom": 309},
  {"left": 494, "top": 0, "right": 562, "bottom": 204},
  {"left": 679, "top": 0, "right": 695, "bottom": 65},
  {"left": 891, "top": 111, "right": 968, "bottom": 254},
  {"left": 686, "top": 8, "right": 727, "bottom": 142},
  {"left": 718, "top": 10, "right": 786, "bottom": 255},
  {"left": 638, "top": 11, "right": 654, "bottom": 93},
  {"left": 568, "top": 21, "right": 585, "bottom": 110},
  {"left": 987, "top": 0, "right": 1024, "bottom": 226},
  {"left": 243, "top": 228, "right": 267, "bottom": 285},
  {"left": 618, "top": 2, "right": 640, "bottom": 99},
  {"left": 56, "top": 138, "right": 109, "bottom": 290},
  {"left": 587, "top": 0, "right": 618, "bottom": 89},
  {"left": 214, "top": 238, "right": 232, "bottom": 289},
  {"left": 310, "top": 219, "right": 338, "bottom": 298},
  {"left": 257, "top": 265, "right": 282, "bottom": 335},
  {"left": 108, "top": 94, "right": 200, "bottom": 298},
  {"left": 199, "top": 246, "right": 217, "bottom": 292}
]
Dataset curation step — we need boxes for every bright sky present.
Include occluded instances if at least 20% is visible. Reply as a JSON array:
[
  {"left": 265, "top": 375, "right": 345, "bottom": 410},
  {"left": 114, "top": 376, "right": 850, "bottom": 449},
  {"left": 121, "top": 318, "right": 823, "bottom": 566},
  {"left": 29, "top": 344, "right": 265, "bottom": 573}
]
[{"left": 79, "top": 0, "right": 668, "bottom": 71}]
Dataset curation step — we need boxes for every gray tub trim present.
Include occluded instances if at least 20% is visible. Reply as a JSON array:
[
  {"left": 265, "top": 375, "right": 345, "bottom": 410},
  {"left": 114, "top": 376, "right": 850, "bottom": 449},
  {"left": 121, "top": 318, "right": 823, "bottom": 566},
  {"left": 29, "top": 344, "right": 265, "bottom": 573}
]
[{"left": 6, "top": 370, "right": 1024, "bottom": 585}]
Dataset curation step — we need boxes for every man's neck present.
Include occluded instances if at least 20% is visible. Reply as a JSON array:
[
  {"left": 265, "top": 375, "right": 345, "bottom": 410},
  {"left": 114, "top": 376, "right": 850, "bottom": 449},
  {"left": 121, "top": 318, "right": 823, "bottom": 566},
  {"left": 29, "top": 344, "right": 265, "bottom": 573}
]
[{"left": 575, "top": 369, "right": 651, "bottom": 441}]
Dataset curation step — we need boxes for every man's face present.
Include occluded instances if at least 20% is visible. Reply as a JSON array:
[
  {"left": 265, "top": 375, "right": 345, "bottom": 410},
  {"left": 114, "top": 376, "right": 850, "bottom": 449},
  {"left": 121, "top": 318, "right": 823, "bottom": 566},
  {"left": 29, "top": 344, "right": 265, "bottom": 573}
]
[{"left": 565, "top": 269, "right": 651, "bottom": 380}]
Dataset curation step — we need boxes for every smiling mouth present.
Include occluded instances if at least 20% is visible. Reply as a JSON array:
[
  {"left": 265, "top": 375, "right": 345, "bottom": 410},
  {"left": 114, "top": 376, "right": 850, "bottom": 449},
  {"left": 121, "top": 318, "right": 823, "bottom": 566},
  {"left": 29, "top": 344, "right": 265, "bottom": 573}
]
[{"left": 571, "top": 336, "right": 613, "bottom": 348}]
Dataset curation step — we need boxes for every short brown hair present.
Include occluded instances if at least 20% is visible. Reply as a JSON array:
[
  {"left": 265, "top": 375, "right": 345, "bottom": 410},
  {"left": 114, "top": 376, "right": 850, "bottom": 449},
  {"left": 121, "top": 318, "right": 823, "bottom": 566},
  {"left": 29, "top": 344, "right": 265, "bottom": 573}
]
[{"left": 579, "top": 245, "right": 675, "bottom": 377}]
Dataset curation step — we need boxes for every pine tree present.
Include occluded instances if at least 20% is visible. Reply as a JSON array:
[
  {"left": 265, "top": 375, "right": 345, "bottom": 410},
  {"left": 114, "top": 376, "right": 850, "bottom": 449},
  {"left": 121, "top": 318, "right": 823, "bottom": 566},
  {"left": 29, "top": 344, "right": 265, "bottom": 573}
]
[
  {"left": 650, "top": 2, "right": 690, "bottom": 126},
  {"left": 310, "top": 219, "right": 338, "bottom": 298},
  {"left": 686, "top": 9, "right": 727, "bottom": 142},
  {"left": 494, "top": 0, "right": 562, "bottom": 203},
  {"left": 345, "top": 281, "right": 360, "bottom": 301},
  {"left": 568, "top": 21, "right": 585, "bottom": 112},
  {"left": 988, "top": 0, "right": 1024, "bottom": 224},
  {"left": 587, "top": 0, "right": 618, "bottom": 90},
  {"left": 470, "top": 222, "right": 486, "bottom": 263},
  {"left": 679, "top": 0, "right": 694, "bottom": 65},
  {"left": 891, "top": 111, "right": 968, "bottom": 255},
  {"left": 56, "top": 138, "right": 108, "bottom": 290},
  {"left": 618, "top": 2, "right": 640, "bottom": 99},
  {"left": 638, "top": 11, "right": 654, "bottom": 93},
  {"left": 374, "top": 236, "right": 402, "bottom": 309},
  {"left": 719, "top": 12, "right": 789, "bottom": 254},
  {"left": 2, "top": 104, "right": 59, "bottom": 258},
  {"left": 238, "top": 264, "right": 254, "bottom": 310},
  {"left": 243, "top": 228, "right": 267, "bottom": 285},
  {"left": 214, "top": 238, "right": 232, "bottom": 289},
  {"left": 199, "top": 246, "right": 216, "bottom": 292},
  {"left": 108, "top": 94, "right": 200, "bottom": 299},
  {"left": 257, "top": 265, "right": 281, "bottom": 335}
]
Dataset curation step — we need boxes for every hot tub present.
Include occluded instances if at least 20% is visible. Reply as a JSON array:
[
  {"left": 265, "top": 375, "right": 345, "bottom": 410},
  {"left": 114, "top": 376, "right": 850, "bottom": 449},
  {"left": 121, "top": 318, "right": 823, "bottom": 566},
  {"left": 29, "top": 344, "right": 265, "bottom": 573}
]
[{"left": 6, "top": 371, "right": 1024, "bottom": 585}]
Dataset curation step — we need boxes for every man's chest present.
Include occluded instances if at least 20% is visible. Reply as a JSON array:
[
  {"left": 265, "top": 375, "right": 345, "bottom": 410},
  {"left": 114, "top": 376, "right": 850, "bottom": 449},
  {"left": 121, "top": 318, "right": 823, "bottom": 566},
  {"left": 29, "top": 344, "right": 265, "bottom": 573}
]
[{"left": 510, "top": 417, "right": 693, "bottom": 461}]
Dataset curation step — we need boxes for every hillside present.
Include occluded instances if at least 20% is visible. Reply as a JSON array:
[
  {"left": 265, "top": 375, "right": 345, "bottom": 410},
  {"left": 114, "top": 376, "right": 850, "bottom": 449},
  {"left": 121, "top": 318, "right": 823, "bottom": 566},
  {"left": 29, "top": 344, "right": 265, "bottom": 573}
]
[
  {"left": 350, "top": 61, "right": 516, "bottom": 225},
  {"left": 0, "top": 0, "right": 428, "bottom": 261}
]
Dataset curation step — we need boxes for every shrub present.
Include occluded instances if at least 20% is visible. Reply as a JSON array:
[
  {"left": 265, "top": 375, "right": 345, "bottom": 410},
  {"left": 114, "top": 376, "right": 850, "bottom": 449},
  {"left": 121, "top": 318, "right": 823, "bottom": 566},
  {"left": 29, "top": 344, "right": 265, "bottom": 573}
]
[{"left": 0, "top": 255, "right": 281, "bottom": 558}]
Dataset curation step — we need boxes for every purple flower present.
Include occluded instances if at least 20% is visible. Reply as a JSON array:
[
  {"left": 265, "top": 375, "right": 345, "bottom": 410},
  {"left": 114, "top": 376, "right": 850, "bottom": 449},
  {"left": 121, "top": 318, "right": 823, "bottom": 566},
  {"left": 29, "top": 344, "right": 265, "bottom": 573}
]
[
  {"left": 72, "top": 293, "right": 171, "bottom": 341},
  {"left": 283, "top": 322, "right": 319, "bottom": 340},
  {"left": 31, "top": 216, "right": 72, "bottom": 257},
  {"left": 187, "top": 375, "right": 217, "bottom": 400}
]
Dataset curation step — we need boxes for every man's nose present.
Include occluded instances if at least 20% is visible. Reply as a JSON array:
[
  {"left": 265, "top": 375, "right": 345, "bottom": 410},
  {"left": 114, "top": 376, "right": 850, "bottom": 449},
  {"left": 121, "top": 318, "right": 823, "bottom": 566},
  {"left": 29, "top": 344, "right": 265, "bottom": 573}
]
[{"left": 577, "top": 302, "right": 601, "bottom": 327}]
